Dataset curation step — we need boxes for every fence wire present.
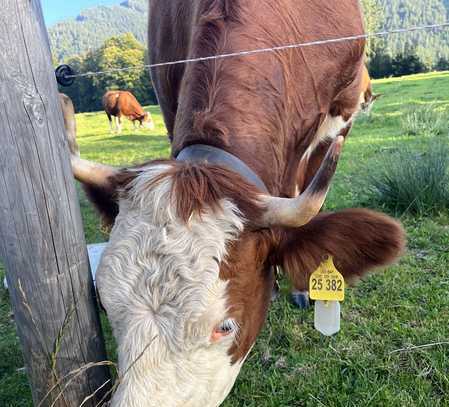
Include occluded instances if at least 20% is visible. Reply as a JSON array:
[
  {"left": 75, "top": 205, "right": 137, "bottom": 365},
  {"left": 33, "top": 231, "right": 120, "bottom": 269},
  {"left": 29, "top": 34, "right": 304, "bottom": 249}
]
[{"left": 64, "top": 22, "right": 449, "bottom": 80}]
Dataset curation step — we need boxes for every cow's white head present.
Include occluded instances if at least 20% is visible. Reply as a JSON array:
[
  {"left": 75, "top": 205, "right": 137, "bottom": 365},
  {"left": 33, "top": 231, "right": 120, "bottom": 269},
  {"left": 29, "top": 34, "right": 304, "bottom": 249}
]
[
  {"left": 142, "top": 112, "right": 155, "bottom": 130},
  {"left": 66, "top": 114, "right": 405, "bottom": 406},
  {"left": 97, "top": 164, "right": 248, "bottom": 406}
]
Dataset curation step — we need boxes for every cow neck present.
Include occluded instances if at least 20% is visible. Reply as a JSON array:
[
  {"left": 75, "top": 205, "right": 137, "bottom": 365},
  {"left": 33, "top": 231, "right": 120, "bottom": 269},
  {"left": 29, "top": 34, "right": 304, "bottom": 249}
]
[{"left": 176, "top": 144, "right": 269, "bottom": 194}]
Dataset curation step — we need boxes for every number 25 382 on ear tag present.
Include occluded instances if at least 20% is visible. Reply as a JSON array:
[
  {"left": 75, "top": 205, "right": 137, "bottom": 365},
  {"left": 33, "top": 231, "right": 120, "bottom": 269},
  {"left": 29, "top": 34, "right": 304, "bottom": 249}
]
[{"left": 309, "top": 256, "right": 345, "bottom": 302}]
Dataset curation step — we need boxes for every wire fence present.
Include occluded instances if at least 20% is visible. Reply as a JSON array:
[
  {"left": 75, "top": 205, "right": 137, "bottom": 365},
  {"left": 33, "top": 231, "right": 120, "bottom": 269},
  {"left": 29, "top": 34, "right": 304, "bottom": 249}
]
[{"left": 61, "top": 22, "right": 449, "bottom": 82}]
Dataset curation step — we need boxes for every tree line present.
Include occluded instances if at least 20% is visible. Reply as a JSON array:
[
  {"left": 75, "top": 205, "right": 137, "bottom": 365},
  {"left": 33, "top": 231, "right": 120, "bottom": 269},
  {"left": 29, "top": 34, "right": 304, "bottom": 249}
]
[
  {"left": 369, "top": 49, "right": 449, "bottom": 79},
  {"left": 362, "top": 0, "right": 449, "bottom": 78},
  {"left": 58, "top": 33, "right": 156, "bottom": 113}
]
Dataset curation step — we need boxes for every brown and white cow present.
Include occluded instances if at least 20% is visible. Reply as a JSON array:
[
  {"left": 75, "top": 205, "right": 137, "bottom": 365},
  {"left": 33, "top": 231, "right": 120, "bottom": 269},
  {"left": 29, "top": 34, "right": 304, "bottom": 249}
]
[
  {"left": 64, "top": 2, "right": 405, "bottom": 406},
  {"left": 103, "top": 90, "right": 155, "bottom": 133}
]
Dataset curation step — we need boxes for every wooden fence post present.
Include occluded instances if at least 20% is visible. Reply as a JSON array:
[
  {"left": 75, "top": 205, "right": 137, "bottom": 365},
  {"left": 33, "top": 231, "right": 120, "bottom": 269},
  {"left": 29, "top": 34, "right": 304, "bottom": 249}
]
[{"left": 0, "top": 1, "right": 112, "bottom": 405}]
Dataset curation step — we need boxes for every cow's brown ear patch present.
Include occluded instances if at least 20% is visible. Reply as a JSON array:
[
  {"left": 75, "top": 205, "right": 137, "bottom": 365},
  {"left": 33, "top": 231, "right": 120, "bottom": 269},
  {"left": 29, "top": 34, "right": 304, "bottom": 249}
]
[
  {"left": 276, "top": 209, "right": 406, "bottom": 291},
  {"left": 147, "top": 162, "right": 265, "bottom": 224}
]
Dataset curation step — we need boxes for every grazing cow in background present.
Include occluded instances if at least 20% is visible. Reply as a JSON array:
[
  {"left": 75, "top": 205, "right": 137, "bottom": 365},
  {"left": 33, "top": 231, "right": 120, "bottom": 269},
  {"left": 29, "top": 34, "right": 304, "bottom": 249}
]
[
  {"left": 64, "top": 1, "right": 406, "bottom": 406},
  {"left": 103, "top": 90, "right": 155, "bottom": 133}
]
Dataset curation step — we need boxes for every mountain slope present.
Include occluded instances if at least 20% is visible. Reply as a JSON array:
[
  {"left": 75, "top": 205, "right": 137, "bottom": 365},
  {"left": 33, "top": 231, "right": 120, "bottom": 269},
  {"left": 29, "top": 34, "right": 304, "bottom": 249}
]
[
  {"left": 378, "top": 0, "right": 449, "bottom": 63},
  {"left": 49, "top": 0, "right": 449, "bottom": 64},
  {"left": 49, "top": 0, "right": 148, "bottom": 62}
]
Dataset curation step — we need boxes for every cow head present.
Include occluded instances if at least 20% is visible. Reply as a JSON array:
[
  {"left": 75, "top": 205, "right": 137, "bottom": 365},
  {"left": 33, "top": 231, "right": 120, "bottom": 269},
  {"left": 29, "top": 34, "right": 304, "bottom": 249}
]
[
  {"left": 141, "top": 112, "right": 155, "bottom": 130},
  {"left": 65, "top": 116, "right": 405, "bottom": 406}
]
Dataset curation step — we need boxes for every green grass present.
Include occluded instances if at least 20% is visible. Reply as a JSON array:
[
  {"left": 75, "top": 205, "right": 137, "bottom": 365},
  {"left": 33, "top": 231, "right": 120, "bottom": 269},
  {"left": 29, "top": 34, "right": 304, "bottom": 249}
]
[
  {"left": 362, "top": 139, "right": 449, "bottom": 216},
  {"left": 400, "top": 103, "right": 449, "bottom": 137},
  {"left": 1, "top": 72, "right": 449, "bottom": 406}
]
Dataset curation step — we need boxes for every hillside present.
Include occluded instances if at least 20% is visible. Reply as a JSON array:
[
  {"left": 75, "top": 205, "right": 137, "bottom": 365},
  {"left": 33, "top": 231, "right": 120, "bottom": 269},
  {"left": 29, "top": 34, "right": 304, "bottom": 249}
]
[
  {"left": 48, "top": 0, "right": 449, "bottom": 64},
  {"left": 378, "top": 0, "right": 449, "bottom": 63},
  {"left": 48, "top": 0, "right": 148, "bottom": 62}
]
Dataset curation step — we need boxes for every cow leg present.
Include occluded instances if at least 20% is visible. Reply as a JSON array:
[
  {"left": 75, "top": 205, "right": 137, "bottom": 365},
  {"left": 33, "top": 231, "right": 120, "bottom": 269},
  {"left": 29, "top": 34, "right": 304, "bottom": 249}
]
[
  {"left": 106, "top": 113, "right": 113, "bottom": 133},
  {"left": 290, "top": 289, "right": 310, "bottom": 309},
  {"left": 117, "top": 116, "right": 122, "bottom": 134},
  {"left": 270, "top": 266, "right": 281, "bottom": 301},
  {"left": 270, "top": 267, "right": 309, "bottom": 308}
]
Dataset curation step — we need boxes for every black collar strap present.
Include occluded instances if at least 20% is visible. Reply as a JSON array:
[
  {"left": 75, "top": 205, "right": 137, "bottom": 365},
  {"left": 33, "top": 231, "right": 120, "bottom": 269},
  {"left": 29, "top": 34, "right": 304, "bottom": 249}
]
[{"left": 176, "top": 144, "right": 269, "bottom": 193}]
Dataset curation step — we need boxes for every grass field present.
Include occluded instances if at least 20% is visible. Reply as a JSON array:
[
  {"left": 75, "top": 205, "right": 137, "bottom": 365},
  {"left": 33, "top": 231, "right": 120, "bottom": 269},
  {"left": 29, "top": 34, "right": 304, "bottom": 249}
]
[{"left": 1, "top": 71, "right": 449, "bottom": 406}]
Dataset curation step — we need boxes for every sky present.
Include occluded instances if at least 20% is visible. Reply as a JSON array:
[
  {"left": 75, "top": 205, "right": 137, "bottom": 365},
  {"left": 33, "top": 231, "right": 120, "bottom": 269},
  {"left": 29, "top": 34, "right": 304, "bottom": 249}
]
[{"left": 42, "top": 0, "right": 119, "bottom": 26}]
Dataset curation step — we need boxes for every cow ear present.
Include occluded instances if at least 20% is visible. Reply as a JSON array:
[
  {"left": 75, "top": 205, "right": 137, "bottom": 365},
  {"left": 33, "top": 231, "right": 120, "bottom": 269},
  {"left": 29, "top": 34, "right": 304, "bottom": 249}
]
[
  {"left": 275, "top": 209, "right": 406, "bottom": 290},
  {"left": 59, "top": 92, "right": 139, "bottom": 230},
  {"left": 81, "top": 169, "right": 138, "bottom": 231}
]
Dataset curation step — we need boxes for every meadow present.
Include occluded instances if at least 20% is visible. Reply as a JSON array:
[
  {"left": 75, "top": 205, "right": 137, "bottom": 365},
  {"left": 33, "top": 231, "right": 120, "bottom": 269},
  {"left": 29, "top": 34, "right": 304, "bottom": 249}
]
[{"left": 1, "top": 71, "right": 449, "bottom": 406}]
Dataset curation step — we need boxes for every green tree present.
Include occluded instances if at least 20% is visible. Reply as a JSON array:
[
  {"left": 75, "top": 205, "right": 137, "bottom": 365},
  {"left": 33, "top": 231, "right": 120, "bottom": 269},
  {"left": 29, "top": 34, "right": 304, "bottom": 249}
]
[
  {"left": 59, "top": 33, "right": 156, "bottom": 112},
  {"left": 91, "top": 33, "right": 155, "bottom": 108},
  {"left": 434, "top": 57, "right": 449, "bottom": 71},
  {"left": 360, "top": 0, "right": 384, "bottom": 58},
  {"left": 368, "top": 50, "right": 393, "bottom": 78},
  {"left": 391, "top": 48, "right": 426, "bottom": 76}
]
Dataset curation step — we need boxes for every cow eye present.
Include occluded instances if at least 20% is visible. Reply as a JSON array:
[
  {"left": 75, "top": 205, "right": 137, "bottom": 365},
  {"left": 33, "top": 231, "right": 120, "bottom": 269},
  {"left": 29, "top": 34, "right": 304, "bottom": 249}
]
[
  {"left": 211, "top": 319, "right": 238, "bottom": 342},
  {"left": 217, "top": 319, "right": 237, "bottom": 334}
]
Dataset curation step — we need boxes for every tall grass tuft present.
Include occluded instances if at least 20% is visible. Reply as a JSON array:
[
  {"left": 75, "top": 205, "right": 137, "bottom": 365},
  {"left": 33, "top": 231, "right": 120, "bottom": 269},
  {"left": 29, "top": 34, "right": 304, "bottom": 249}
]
[
  {"left": 363, "top": 139, "right": 449, "bottom": 216},
  {"left": 400, "top": 103, "right": 448, "bottom": 137}
]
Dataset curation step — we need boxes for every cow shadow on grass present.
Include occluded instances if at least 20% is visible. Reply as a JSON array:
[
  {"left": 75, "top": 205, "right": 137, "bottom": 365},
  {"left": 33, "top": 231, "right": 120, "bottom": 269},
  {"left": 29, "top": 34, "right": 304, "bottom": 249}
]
[
  {"left": 78, "top": 128, "right": 163, "bottom": 139},
  {"left": 81, "top": 134, "right": 171, "bottom": 161},
  {"left": 104, "top": 133, "right": 167, "bottom": 142}
]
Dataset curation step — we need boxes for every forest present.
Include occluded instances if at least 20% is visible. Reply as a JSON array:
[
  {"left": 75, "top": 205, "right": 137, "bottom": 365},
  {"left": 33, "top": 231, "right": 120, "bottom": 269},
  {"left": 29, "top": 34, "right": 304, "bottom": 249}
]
[{"left": 49, "top": 0, "right": 148, "bottom": 62}]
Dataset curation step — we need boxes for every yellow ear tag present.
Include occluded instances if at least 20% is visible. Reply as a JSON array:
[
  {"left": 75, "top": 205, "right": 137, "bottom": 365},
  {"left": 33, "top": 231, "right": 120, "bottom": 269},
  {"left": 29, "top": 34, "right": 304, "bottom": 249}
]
[
  {"left": 310, "top": 256, "right": 345, "bottom": 336},
  {"left": 309, "top": 256, "right": 345, "bottom": 302}
]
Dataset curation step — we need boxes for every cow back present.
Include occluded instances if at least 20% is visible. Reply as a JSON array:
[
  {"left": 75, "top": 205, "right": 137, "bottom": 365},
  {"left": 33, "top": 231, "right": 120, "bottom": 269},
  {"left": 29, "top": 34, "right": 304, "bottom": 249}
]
[{"left": 103, "top": 91, "right": 146, "bottom": 120}]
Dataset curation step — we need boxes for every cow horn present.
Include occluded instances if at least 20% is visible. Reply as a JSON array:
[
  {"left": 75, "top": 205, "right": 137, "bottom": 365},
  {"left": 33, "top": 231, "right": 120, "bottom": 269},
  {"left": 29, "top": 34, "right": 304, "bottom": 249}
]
[
  {"left": 259, "top": 136, "right": 344, "bottom": 228},
  {"left": 59, "top": 93, "right": 118, "bottom": 186}
]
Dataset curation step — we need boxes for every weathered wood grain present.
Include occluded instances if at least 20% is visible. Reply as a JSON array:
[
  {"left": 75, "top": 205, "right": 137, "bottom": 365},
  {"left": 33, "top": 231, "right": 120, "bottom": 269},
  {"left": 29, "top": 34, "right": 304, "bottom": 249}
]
[{"left": 0, "top": 1, "right": 112, "bottom": 405}]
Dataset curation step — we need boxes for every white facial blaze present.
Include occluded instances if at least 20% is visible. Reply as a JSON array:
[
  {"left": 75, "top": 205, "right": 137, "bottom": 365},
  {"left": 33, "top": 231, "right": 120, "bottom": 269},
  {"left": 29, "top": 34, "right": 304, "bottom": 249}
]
[{"left": 96, "top": 164, "right": 246, "bottom": 407}]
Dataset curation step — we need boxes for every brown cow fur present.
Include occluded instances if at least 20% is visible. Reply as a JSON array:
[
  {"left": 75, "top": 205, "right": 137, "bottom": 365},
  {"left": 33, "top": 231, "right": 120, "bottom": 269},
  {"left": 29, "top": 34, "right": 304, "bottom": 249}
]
[
  {"left": 147, "top": 162, "right": 265, "bottom": 223},
  {"left": 150, "top": 0, "right": 366, "bottom": 195}
]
